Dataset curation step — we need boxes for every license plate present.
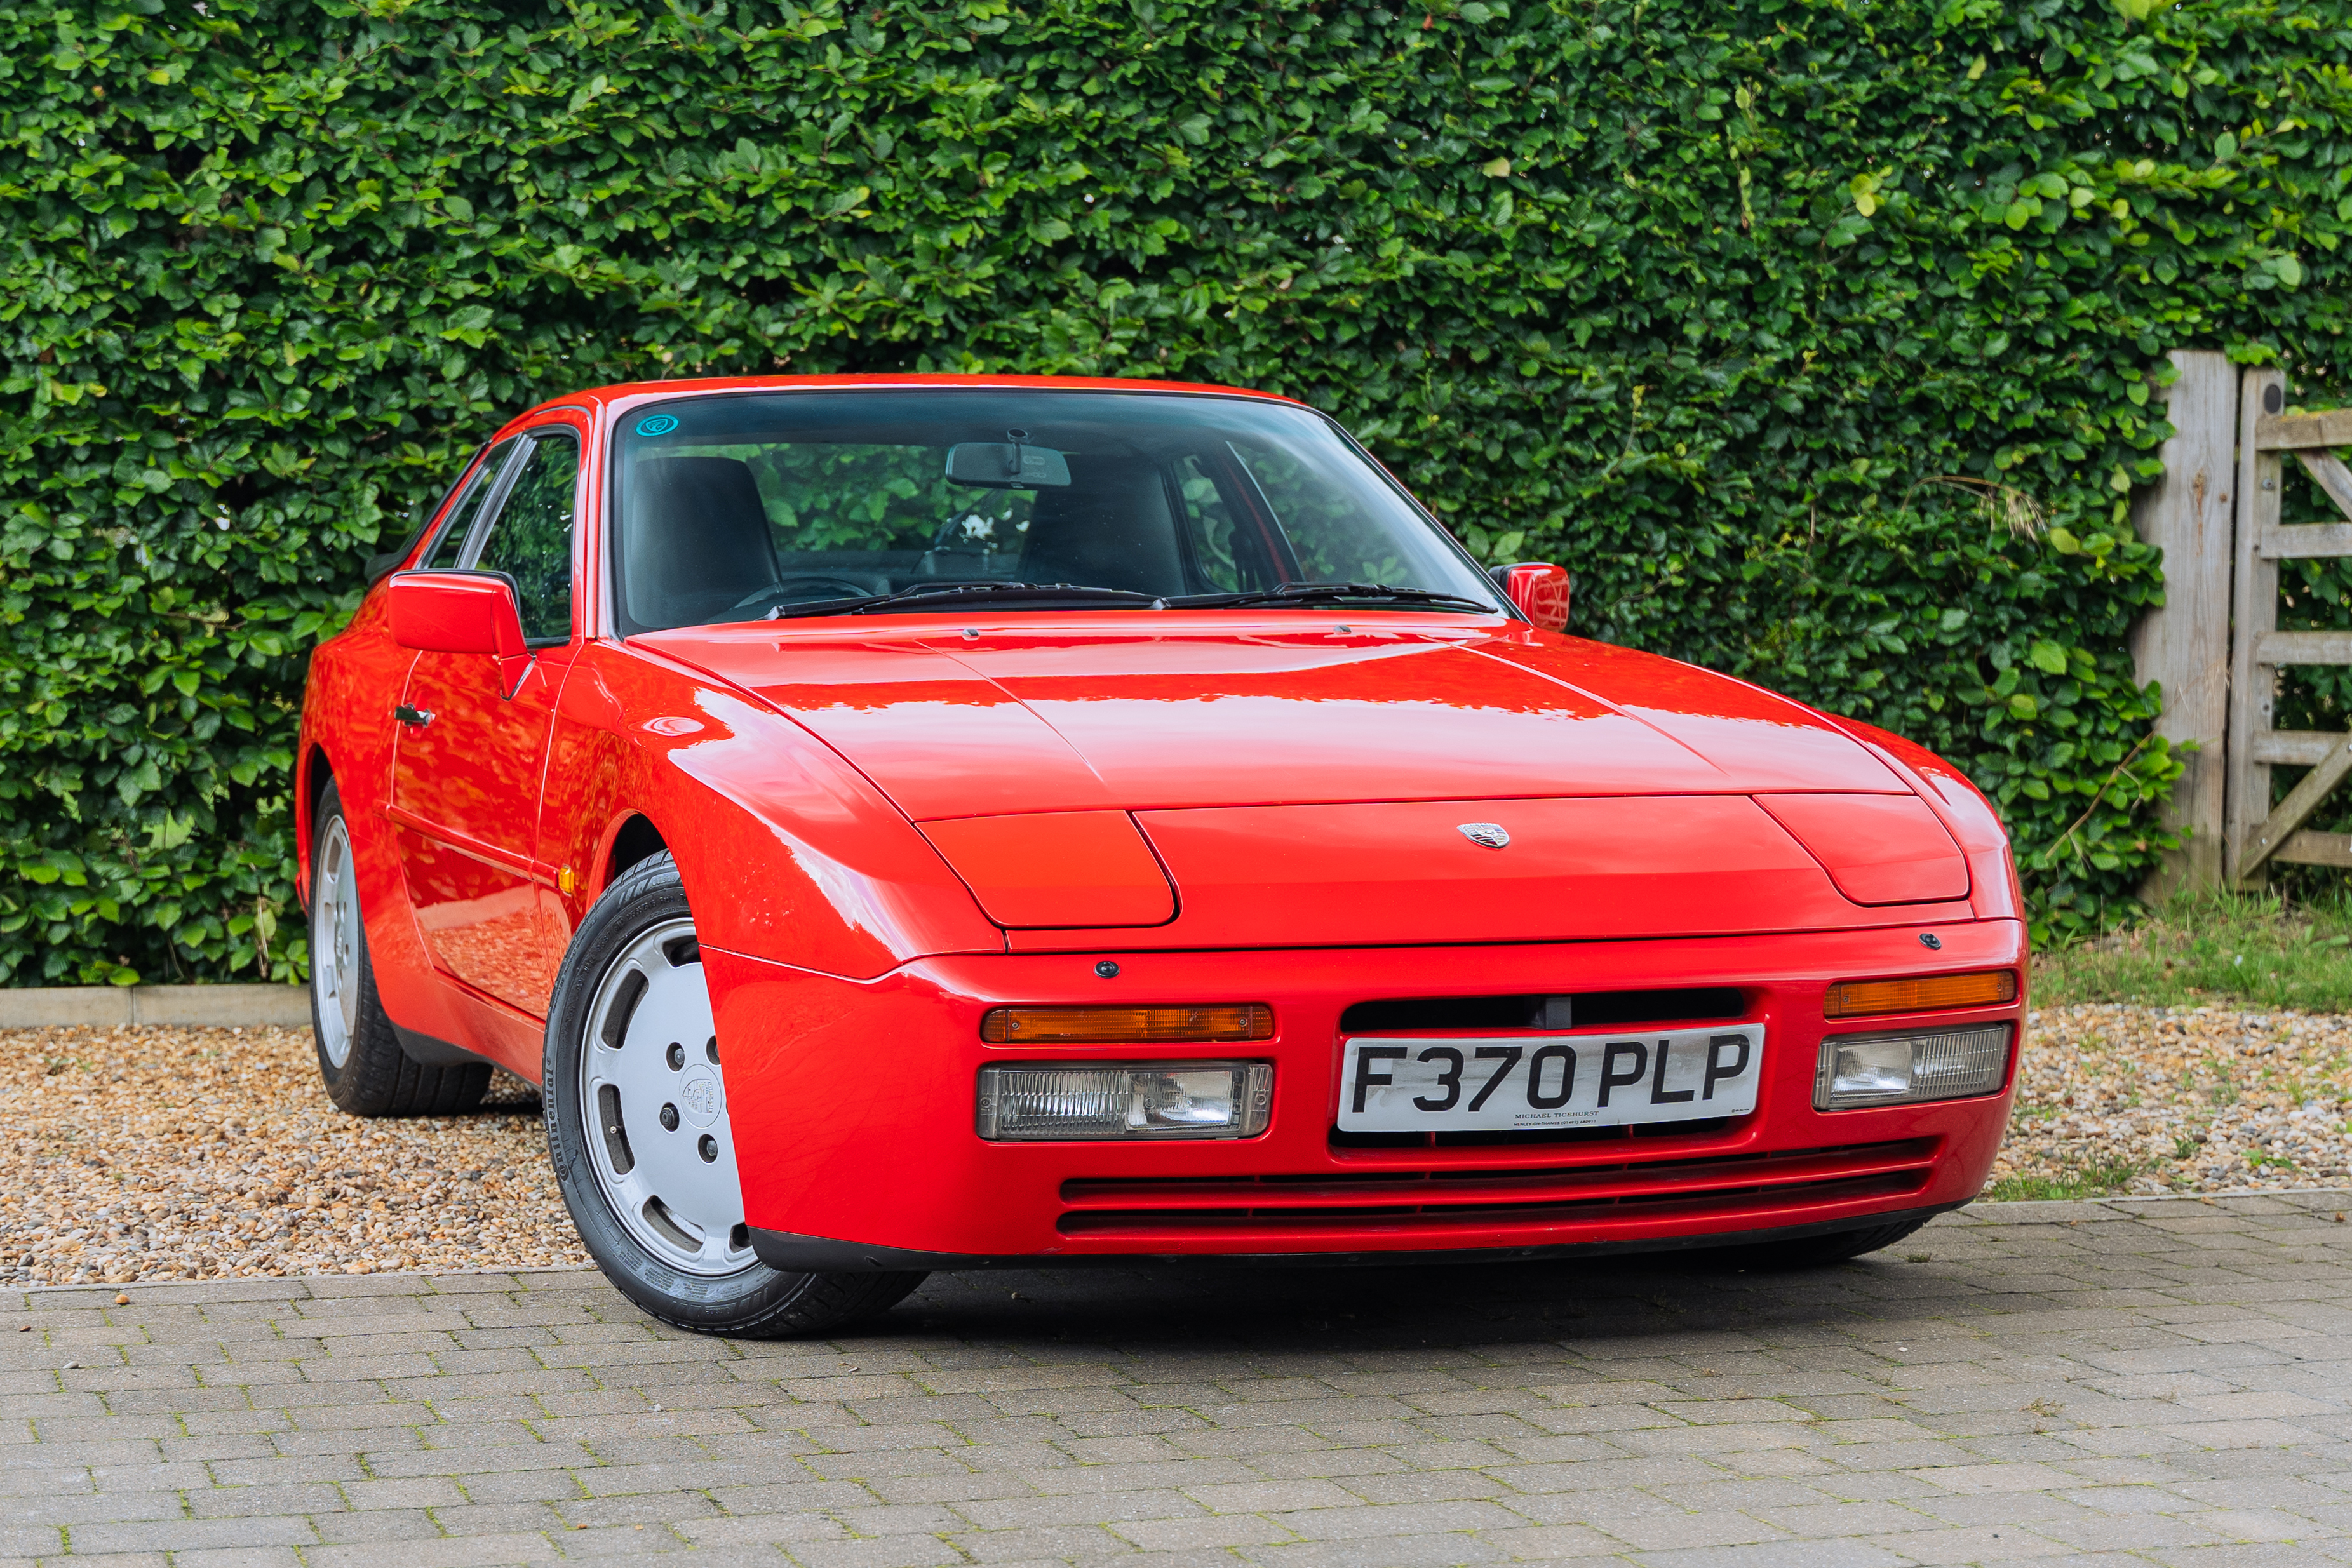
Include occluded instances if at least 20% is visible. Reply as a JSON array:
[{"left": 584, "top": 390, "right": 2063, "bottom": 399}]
[{"left": 1338, "top": 1025, "right": 1764, "bottom": 1133}]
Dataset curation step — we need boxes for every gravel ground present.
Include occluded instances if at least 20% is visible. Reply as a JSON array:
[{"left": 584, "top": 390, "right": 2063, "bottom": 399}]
[
  {"left": 9, "top": 1008, "right": 2352, "bottom": 1287},
  {"left": 1994, "top": 1001, "right": 2352, "bottom": 1196},
  {"left": 0, "top": 1024, "right": 579, "bottom": 1287}
]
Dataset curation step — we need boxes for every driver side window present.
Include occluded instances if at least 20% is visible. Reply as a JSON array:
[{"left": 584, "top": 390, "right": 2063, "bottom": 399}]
[
  {"left": 425, "top": 439, "right": 519, "bottom": 570},
  {"left": 472, "top": 431, "right": 579, "bottom": 643}
]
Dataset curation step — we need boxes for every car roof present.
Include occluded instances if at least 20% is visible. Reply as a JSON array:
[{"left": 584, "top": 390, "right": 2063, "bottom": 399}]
[{"left": 506, "top": 372, "right": 1312, "bottom": 429}]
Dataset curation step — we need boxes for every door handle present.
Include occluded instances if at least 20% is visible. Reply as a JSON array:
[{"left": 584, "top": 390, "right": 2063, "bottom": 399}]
[{"left": 395, "top": 705, "right": 436, "bottom": 728}]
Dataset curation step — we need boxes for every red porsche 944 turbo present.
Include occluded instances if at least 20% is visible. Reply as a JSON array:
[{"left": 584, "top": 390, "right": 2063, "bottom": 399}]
[{"left": 296, "top": 375, "right": 2025, "bottom": 1336}]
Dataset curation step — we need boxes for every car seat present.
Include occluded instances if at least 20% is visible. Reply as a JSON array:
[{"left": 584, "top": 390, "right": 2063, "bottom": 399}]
[
  {"left": 1018, "top": 463, "right": 1188, "bottom": 596},
  {"left": 623, "top": 457, "right": 780, "bottom": 629}
]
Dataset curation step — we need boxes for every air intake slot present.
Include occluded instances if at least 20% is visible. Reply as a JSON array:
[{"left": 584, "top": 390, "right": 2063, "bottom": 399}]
[
  {"left": 1057, "top": 1139, "right": 1937, "bottom": 1242},
  {"left": 1339, "top": 987, "right": 1746, "bottom": 1035}
]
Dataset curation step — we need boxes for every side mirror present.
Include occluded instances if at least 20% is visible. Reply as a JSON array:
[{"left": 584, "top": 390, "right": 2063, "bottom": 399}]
[
  {"left": 1490, "top": 562, "right": 1571, "bottom": 633},
  {"left": 389, "top": 571, "right": 532, "bottom": 694}
]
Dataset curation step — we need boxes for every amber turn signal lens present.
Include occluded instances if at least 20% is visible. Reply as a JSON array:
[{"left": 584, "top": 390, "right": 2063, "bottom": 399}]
[
  {"left": 981, "top": 1004, "right": 1274, "bottom": 1043},
  {"left": 1824, "top": 970, "right": 2017, "bottom": 1019}
]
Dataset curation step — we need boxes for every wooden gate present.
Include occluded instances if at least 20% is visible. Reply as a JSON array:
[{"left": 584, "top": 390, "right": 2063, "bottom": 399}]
[{"left": 2224, "top": 366, "right": 2352, "bottom": 885}]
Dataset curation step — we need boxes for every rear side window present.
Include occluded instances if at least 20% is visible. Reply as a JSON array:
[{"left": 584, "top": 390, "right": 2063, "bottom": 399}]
[
  {"left": 424, "top": 438, "right": 520, "bottom": 569},
  {"left": 1171, "top": 450, "right": 1290, "bottom": 594},
  {"left": 1237, "top": 442, "right": 1411, "bottom": 587},
  {"left": 1171, "top": 455, "right": 1245, "bottom": 594},
  {"left": 472, "top": 431, "right": 579, "bottom": 643}
]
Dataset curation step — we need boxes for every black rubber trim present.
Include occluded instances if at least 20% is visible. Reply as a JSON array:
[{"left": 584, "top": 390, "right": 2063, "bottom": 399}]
[
  {"left": 393, "top": 1022, "right": 493, "bottom": 1068},
  {"left": 750, "top": 1200, "right": 1969, "bottom": 1273}
]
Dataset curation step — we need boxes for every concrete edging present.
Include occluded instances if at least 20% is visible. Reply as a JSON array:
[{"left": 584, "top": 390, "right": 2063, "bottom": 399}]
[{"left": 0, "top": 984, "right": 311, "bottom": 1028}]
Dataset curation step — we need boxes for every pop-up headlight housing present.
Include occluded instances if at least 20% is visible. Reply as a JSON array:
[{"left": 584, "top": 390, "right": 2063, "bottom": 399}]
[
  {"left": 922, "top": 810, "right": 1176, "bottom": 928},
  {"left": 1758, "top": 793, "right": 1970, "bottom": 905}
]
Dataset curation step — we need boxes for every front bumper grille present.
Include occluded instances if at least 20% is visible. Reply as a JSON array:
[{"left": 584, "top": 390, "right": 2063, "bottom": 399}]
[{"left": 1056, "top": 1137, "right": 1937, "bottom": 1240}]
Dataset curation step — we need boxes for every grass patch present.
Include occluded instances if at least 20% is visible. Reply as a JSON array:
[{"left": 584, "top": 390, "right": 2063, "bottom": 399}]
[
  {"left": 2033, "top": 887, "right": 2352, "bottom": 1012},
  {"left": 1982, "top": 1159, "right": 2156, "bottom": 1202}
]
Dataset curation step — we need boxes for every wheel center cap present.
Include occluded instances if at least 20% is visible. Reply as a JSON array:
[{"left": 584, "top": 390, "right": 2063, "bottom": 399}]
[{"left": 678, "top": 1064, "right": 723, "bottom": 1129}]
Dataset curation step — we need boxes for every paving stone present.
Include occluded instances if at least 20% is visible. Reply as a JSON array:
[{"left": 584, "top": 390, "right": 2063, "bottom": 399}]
[
  {"left": 310, "top": 1511, "right": 440, "bottom": 1546},
  {"left": 1239, "top": 1532, "right": 1506, "bottom": 1568},
  {"left": 772, "top": 1538, "right": 964, "bottom": 1568}
]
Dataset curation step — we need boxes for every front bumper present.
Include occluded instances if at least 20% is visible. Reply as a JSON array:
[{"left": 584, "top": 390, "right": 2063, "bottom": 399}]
[{"left": 706, "top": 919, "right": 2024, "bottom": 1266}]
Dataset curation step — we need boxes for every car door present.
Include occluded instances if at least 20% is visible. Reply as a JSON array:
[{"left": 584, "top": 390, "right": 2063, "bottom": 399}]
[{"left": 389, "top": 420, "right": 583, "bottom": 1015}]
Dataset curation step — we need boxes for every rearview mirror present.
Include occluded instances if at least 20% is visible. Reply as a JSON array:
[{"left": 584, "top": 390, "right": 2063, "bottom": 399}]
[
  {"left": 944, "top": 441, "right": 1071, "bottom": 489},
  {"left": 389, "top": 571, "right": 532, "bottom": 695},
  {"left": 1490, "top": 562, "right": 1571, "bottom": 633}
]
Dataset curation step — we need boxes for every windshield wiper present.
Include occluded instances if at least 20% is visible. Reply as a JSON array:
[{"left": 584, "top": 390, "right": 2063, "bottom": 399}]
[
  {"left": 763, "top": 579, "right": 1498, "bottom": 620},
  {"left": 1164, "top": 582, "right": 1500, "bottom": 613},
  {"left": 767, "top": 582, "right": 1160, "bottom": 619}
]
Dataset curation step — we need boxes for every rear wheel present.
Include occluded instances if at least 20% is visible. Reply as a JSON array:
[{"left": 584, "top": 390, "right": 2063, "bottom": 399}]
[
  {"left": 308, "top": 779, "right": 490, "bottom": 1116},
  {"left": 542, "top": 850, "right": 924, "bottom": 1337}
]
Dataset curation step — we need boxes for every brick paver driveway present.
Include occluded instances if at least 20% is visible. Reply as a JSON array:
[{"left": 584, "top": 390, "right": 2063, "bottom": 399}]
[{"left": 10, "top": 1195, "right": 2352, "bottom": 1568}]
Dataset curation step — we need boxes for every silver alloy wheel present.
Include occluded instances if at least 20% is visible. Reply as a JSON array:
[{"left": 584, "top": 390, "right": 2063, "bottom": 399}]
[
  {"left": 577, "top": 918, "right": 755, "bottom": 1277},
  {"left": 312, "top": 817, "right": 361, "bottom": 1069}
]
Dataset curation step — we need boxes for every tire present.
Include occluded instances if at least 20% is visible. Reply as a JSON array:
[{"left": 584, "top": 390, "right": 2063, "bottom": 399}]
[
  {"left": 309, "top": 779, "right": 491, "bottom": 1117},
  {"left": 542, "top": 850, "right": 925, "bottom": 1337},
  {"left": 1714, "top": 1215, "right": 1933, "bottom": 1270}
]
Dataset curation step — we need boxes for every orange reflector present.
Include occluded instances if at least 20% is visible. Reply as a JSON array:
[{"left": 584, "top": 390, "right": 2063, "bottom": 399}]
[
  {"left": 1824, "top": 970, "right": 2017, "bottom": 1019},
  {"left": 981, "top": 1004, "right": 1274, "bottom": 1044}
]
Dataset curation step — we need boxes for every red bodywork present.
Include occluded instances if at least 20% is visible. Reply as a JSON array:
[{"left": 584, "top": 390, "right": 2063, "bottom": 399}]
[{"left": 297, "top": 374, "right": 2026, "bottom": 1268}]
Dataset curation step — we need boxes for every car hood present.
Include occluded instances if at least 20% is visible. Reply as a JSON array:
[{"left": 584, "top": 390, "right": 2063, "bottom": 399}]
[{"left": 637, "top": 618, "right": 1904, "bottom": 821}]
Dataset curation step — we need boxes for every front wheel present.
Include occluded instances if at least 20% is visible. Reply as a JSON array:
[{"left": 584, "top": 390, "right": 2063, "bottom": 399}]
[{"left": 542, "top": 851, "right": 924, "bottom": 1336}]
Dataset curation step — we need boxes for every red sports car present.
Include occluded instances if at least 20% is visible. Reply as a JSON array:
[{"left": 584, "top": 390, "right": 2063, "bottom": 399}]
[{"left": 297, "top": 375, "right": 2024, "bottom": 1336}]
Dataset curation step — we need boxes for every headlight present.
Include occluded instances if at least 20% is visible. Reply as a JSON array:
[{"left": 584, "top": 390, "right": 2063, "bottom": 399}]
[
  {"left": 1814, "top": 1024, "right": 2012, "bottom": 1110},
  {"left": 976, "top": 1062, "right": 1273, "bottom": 1141}
]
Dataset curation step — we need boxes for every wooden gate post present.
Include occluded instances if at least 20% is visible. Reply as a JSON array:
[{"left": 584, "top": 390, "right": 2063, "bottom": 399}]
[
  {"left": 2225, "top": 366, "right": 2287, "bottom": 887},
  {"left": 2129, "top": 350, "right": 2241, "bottom": 895}
]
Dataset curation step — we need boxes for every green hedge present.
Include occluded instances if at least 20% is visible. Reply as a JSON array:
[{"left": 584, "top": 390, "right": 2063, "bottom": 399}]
[{"left": 5, "top": 0, "right": 2349, "bottom": 982}]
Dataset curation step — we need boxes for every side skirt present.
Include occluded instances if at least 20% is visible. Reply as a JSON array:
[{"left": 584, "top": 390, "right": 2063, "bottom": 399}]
[{"left": 393, "top": 1022, "right": 494, "bottom": 1068}]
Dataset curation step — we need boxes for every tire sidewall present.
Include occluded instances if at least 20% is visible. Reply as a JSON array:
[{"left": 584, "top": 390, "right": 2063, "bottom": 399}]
[
  {"left": 307, "top": 781, "right": 366, "bottom": 1100},
  {"left": 542, "top": 852, "right": 827, "bottom": 1332}
]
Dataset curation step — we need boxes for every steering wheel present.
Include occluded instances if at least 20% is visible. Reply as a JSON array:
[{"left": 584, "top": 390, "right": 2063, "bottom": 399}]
[{"left": 730, "top": 574, "right": 878, "bottom": 613}]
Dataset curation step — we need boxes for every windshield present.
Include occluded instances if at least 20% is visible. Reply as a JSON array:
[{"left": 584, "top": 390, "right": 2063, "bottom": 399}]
[{"left": 608, "top": 389, "right": 1505, "bottom": 632}]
